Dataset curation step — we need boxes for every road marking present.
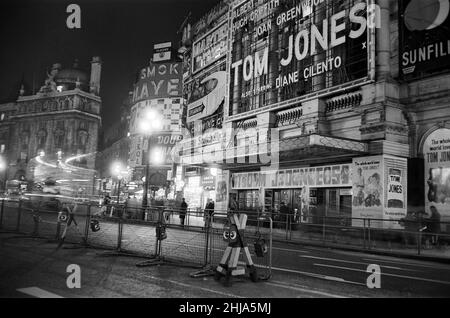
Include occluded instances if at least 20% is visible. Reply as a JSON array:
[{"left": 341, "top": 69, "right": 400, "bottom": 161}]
[
  {"left": 17, "top": 287, "right": 63, "bottom": 298},
  {"left": 143, "top": 274, "right": 242, "bottom": 298},
  {"left": 362, "top": 257, "right": 450, "bottom": 271},
  {"left": 299, "top": 255, "right": 416, "bottom": 271},
  {"left": 324, "top": 276, "right": 346, "bottom": 282},
  {"left": 272, "top": 246, "right": 310, "bottom": 253},
  {"left": 313, "top": 263, "right": 450, "bottom": 285},
  {"left": 265, "top": 281, "right": 346, "bottom": 298},
  {"left": 270, "top": 265, "right": 365, "bottom": 286}
]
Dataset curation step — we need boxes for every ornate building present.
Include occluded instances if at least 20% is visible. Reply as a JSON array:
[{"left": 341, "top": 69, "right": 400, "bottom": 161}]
[
  {"left": 6, "top": 57, "right": 102, "bottom": 195},
  {"left": 177, "top": 0, "right": 450, "bottom": 231}
]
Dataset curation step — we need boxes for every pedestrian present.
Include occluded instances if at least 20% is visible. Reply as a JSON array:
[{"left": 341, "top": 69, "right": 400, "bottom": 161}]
[
  {"left": 204, "top": 199, "right": 215, "bottom": 224},
  {"left": 279, "top": 201, "right": 289, "bottom": 229},
  {"left": 180, "top": 198, "right": 188, "bottom": 226},
  {"left": 101, "top": 194, "right": 111, "bottom": 217},
  {"left": 399, "top": 211, "right": 420, "bottom": 246},
  {"left": 428, "top": 206, "right": 441, "bottom": 245},
  {"left": 126, "top": 195, "right": 139, "bottom": 219},
  {"left": 229, "top": 196, "right": 238, "bottom": 213}
]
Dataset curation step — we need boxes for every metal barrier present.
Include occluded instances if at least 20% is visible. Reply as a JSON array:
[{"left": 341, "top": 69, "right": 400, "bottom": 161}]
[
  {"left": 265, "top": 209, "right": 450, "bottom": 258},
  {"left": 0, "top": 198, "right": 275, "bottom": 286},
  {"left": 0, "top": 200, "right": 21, "bottom": 232},
  {"left": 3, "top": 197, "right": 450, "bottom": 279}
]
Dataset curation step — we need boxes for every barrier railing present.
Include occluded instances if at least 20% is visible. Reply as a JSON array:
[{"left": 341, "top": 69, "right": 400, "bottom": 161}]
[
  {"left": 0, "top": 199, "right": 273, "bottom": 284},
  {"left": 1, "top": 197, "right": 449, "bottom": 266}
]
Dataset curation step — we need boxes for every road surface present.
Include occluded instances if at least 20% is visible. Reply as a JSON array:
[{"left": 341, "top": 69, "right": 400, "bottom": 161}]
[{"left": 1, "top": 232, "right": 449, "bottom": 298}]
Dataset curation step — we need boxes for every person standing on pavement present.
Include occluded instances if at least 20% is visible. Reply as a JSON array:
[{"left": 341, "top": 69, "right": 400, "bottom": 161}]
[
  {"left": 229, "top": 196, "right": 238, "bottom": 213},
  {"left": 204, "top": 199, "right": 215, "bottom": 225},
  {"left": 180, "top": 198, "right": 188, "bottom": 226},
  {"left": 279, "top": 201, "right": 290, "bottom": 229},
  {"left": 428, "top": 206, "right": 441, "bottom": 245}
]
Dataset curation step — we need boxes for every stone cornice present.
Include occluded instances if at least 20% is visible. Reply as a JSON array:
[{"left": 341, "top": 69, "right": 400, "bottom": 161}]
[
  {"left": 10, "top": 109, "right": 101, "bottom": 121},
  {"left": 360, "top": 122, "right": 409, "bottom": 135},
  {"left": 17, "top": 89, "right": 101, "bottom": 103}
]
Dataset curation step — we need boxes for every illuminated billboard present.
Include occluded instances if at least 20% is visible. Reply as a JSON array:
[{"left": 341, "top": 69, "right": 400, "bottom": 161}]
[
  {"left": 229, "top": 0, "right": 372, "bottom": 116},
  {"left": 132, "top": 62, "right": 183, "bottom": 104},
  {"left": 192, "top": 21, "right": 228, "bottom": 73},
  {"left": 399, "top": 0, "right": 450, "bottom": 78}
]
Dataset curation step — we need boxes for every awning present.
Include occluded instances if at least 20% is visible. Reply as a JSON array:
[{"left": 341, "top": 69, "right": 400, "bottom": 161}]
[
  {"left": 181, "top": 134, "right": 368, "bottom": 170},
  {"left": 278, "top": 134, "right": 368, "bottom": 162}
]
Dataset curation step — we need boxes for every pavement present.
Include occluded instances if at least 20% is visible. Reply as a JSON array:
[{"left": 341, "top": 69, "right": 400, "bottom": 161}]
[{"left": 1, "top": 232, "right": 450, "bottom": 298}]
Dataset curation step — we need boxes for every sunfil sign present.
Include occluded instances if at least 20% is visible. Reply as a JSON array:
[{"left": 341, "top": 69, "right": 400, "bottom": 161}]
[
  {"left": 229, "top": 0, "right": 373, "bottom": 111},
  {"left": 399, "top": 0, "right": 450, "bottom": 78},
  {"left": 132, "top": 62, "right": 182, "bottom": 103}
]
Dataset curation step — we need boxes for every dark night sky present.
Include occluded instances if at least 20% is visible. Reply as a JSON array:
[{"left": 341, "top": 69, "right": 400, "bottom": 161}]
[{"left": 0, "top": 0, "right": 220, "bottom": 127}]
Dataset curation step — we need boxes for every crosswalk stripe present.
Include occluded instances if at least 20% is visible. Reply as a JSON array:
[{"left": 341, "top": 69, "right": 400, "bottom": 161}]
[{"left": 17, "top": 287, "right": 63, "bottom": 298}]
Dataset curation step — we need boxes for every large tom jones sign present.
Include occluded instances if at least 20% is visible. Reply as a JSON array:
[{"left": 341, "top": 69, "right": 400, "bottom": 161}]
[{"left": 229, "top": 0, "right": 372, "bottom": 111}]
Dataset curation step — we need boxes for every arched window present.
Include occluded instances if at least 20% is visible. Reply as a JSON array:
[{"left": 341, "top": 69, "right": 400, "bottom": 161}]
[
  {"left": 77, "top": 130, "right": 89, "bottom": 154},
  {"left": 20, "top": 131, "right": 29, "bottom": 150},
  {"left": 54, "top": 129, "right": 65, "bottom": 149}
]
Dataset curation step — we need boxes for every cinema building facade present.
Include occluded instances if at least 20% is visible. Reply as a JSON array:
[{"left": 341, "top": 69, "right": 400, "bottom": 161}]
[{"left": 178, "top": 0, "right": 450, "bottom": 231}]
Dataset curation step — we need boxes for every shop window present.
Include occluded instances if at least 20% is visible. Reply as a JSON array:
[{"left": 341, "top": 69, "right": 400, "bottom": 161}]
[
  {"left": 238, "top": 190, "right": 260, "bottom": 211},
  {"left": 328, "top": 189, "right": 338, "bottom": 213}
]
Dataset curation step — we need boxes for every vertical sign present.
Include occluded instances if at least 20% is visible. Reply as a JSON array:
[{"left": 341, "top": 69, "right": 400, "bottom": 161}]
[
  {"left": 423, "top": 128, "right": 450, "bottom": 223},
  {"left": 215, "top": 169, "right": 229, "bottom": 212},
  {"left": 352, "top": 155, "right": 408, "bottom": 229},
  {"left": 352, "top": 156, "right": 384, "bottom": 228},
  {"left": 384, "top": 156, "right": 408, "bottom": 229},
  {"left": 129, "top": 136, "right": 143, "bottom": 167}
]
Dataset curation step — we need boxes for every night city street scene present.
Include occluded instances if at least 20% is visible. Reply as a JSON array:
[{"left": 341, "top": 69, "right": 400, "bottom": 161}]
[{"left": 1, "top": 0, "right": 450, "bottom": 302}]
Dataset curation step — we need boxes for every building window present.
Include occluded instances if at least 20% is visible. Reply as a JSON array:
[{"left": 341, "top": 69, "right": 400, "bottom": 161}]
[
  {"left": 54, "top": 129, "right": 65, "bottom": 149},
  {"left": 37, "top": 129, "right": 47, "bottom": 149}
]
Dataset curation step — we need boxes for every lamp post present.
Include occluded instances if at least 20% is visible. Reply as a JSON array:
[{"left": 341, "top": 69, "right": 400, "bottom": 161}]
[
  {"left": 137, "top": 107, "right": 163, "bottom": 208},
  {"left": 111, "top": 161, "right": 124, "bottom": 204},
  {"left": 142, "top": 153, "right": 150, "bottom": 208},
  {"left": 0, "top": 156, "right": 7, "bottom": 194},
  {"left": 116, "top": 175, "right": 123, "bottom": 204}
]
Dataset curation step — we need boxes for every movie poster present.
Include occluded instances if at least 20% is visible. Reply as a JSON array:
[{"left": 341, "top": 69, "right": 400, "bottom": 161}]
[
  {"left": 352, "top": 156, "right": 408, "bottom": 229},
  {"left": 215, "top": 169, "right": 229, "bottom": 212},
  {"left": 352, "top": 156, "right": 384, "bottom": 228},
  {"left": 423, "top": 128, "right": 450, "bottom": 224},
  {"left": 384, "top": 156, "right": 408, "bottom": 229}
]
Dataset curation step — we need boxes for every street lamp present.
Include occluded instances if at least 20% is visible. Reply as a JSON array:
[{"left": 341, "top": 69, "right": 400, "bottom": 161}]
[
  {"left": 0, "top": 156, "right": 7, "bottom": 194},
  {"left": 111, "top": 161, "right": 124, "bottom": 204},
  {"left": 138, "top": 107, "right": 164, "bottom": 208}
]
